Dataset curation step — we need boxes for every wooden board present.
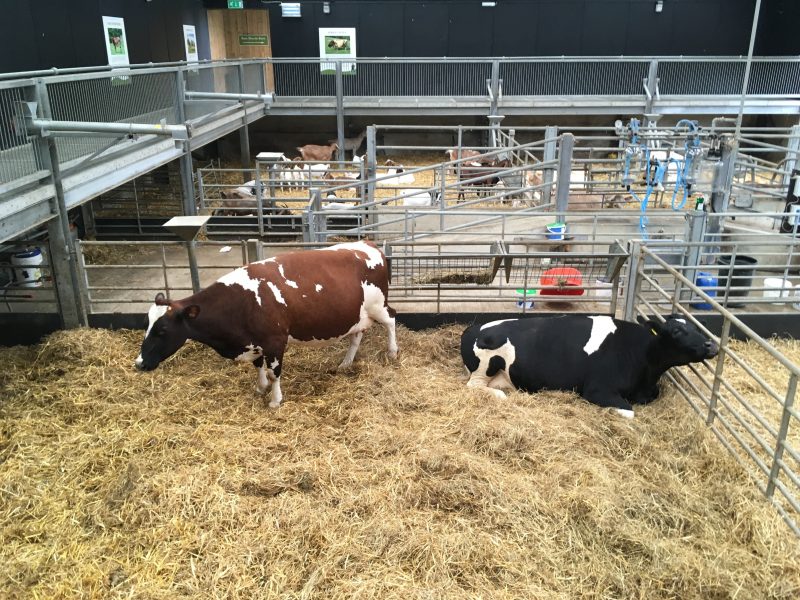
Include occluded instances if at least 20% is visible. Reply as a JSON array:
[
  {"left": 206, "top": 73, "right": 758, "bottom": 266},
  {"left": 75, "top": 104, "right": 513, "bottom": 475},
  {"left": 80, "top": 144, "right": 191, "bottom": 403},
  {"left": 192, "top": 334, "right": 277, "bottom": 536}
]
[{"left": 206, "top": 9, "right": 274, "bottom": 92}]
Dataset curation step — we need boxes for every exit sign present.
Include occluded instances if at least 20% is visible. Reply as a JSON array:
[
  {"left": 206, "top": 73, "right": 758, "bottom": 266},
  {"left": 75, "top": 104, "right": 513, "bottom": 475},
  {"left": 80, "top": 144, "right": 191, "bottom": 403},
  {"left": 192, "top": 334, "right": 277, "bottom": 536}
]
[
  {"left": 239, "top": 34, "right": 268, "bottom": 46},
  {"left": 227, "top": 0, "right": 244, "bottom": 8}
]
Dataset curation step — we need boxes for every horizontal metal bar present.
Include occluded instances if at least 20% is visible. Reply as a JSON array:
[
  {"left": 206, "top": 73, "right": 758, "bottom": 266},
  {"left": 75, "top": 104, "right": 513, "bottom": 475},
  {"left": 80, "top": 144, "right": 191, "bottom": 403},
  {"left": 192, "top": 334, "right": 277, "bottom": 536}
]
[{"left": 31, "top": 118, "right": 189, "bottom": 139}]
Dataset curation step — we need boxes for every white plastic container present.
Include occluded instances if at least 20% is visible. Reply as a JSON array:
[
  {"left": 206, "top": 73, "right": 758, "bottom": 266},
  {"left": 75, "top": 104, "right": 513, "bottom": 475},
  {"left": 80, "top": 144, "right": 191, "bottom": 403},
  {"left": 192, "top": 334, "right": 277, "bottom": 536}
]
[
  {"left": 11, "top": 247, "right": 43, "bottom": 288},
  {"left": 763, "top": 277, "right": 793, "bottom": 304},
  {"left": 593, "top": 279, "right": 613, "bottom": 299}
]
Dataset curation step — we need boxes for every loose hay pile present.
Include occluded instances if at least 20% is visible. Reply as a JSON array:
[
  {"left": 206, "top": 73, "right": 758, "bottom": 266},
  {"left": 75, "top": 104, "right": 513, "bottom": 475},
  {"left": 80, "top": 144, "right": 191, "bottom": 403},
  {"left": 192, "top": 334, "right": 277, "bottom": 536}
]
[{"left": 1, "top": 327, "right": 799, "bottom": 598}]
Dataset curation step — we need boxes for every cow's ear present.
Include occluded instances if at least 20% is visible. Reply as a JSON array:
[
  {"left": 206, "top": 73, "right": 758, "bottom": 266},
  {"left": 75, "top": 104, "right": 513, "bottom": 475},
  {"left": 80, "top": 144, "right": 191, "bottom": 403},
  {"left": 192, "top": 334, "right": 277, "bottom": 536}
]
[
  {"left": 155, "top": 292, "right": 169, "bottom": 306},
  {"left": 182, "top": 305, "right": 200, "bottom": 320},
  {"left": 638, "top": 316, "right": 664, "bottom": 336}
]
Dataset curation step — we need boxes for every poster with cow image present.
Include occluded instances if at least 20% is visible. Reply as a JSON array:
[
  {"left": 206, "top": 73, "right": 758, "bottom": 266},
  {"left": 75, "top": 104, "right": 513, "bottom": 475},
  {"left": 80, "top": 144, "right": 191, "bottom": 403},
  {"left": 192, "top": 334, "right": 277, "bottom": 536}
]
[
  {"left": 183, "top": 25, "right": 198, "bottom": 63},
  {"left": 319, "top": 28, "right": 356, "bottom": 74},
  {"left": 102, "top": 16, "right": 129, "bottom": 67}
]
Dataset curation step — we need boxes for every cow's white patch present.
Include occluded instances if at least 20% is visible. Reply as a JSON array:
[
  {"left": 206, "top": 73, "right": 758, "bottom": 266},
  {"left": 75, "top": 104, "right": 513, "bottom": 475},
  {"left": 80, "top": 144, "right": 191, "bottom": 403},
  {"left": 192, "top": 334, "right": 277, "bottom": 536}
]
[
  {"left": 267, "top": 281, "right": 286, "bottom": 305},
  {"left": 270, "top": 358, "right": 279, "bottom": 370},
  {"left": 480, "top": 318, "right": 518, "bottom": 331},
  {"left": 235, "top": 344, "right": 263, "bottom": 362},
  {"left": 615, "top": 408, "right": 635, "bottom": 419},
  {"left": 278, "top": 264, "right": 298, "bottom": 288},
  {"left": 218, "top": 268, "right": 262, "bottom": 305},
  {"left": 135, "top": 354, "right": 143, "bottom": 368},
  {"left": 583, "top": 315, "right": 617, "bottom": 356},
  {"left": 144, "top": 304, "right": 169, "bottom": 337},
  {"left": 315, "top": 284, "right": 323, "bottom": 292},
  {"left": 320, "top": 241, "right": 384, "bottom": 269},
  {"left": 674, "top": 318, "right": 686, "bottom": 324},
  {"left": 302, "top": 294, "right": 307, "bottom": 298},
  {"left": 468, "top": 338, "right": 517, "bottom": 397}
]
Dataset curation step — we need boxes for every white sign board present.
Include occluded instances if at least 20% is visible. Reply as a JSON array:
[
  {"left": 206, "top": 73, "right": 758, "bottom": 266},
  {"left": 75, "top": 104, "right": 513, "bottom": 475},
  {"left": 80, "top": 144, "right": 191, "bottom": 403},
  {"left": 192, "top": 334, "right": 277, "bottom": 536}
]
[
  {"left": 318, "top": 27, "right": 356, "bottom": 74},
  {"left": 183, "top": 25, "right": 198, "bottom": 63},
  {"left": 102, "top": 16, "right": 129, "bottom": 67}
]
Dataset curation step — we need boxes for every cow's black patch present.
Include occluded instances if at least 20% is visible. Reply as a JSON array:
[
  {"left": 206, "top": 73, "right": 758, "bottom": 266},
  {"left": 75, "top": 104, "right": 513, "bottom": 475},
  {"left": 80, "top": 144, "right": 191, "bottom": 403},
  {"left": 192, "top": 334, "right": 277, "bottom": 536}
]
[{"left": 487, "top": 355, "right": 506, "bottom": 377}]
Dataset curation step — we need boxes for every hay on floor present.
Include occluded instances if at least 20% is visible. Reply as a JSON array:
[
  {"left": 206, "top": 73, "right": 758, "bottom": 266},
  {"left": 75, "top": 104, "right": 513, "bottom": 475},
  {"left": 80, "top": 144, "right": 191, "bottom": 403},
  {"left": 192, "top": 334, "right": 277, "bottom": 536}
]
[{"left": 1, "top": 326, "right": 799, "bottom": 599}]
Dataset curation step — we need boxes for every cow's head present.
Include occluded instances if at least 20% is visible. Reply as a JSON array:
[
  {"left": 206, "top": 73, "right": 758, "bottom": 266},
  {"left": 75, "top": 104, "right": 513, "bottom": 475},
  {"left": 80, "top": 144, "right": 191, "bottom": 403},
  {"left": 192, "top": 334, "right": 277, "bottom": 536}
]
[
  {"left": 134, "top": 293, "right": 200, "bottom": 371},
  {"left": 638, "top": 314, "right": 719, "bottom": 363}
]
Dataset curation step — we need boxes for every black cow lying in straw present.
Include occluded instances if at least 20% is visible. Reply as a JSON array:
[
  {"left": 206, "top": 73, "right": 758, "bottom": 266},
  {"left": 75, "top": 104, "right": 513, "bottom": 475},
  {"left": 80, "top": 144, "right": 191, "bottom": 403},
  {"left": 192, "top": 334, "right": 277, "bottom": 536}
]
[{"left": 460, "top": 314, "right": 719, "bottom": 418}]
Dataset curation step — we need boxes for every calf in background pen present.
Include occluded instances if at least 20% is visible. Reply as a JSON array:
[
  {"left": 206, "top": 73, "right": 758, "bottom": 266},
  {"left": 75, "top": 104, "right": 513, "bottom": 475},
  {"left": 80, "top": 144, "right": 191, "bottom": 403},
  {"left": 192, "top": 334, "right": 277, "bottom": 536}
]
[{"left": 457, "top": 158, "right": 509, "bottom": 201}]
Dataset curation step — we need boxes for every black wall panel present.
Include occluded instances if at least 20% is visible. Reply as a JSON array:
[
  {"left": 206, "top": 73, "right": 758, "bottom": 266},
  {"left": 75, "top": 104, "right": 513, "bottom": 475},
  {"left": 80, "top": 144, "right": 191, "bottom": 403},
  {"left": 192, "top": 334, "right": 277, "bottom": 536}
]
[
  {"left": 4, "top": 1, "right": 797, "bottom": 74},
  {"left": 3, "top": 0, "right": 210, "bottom": 72}
]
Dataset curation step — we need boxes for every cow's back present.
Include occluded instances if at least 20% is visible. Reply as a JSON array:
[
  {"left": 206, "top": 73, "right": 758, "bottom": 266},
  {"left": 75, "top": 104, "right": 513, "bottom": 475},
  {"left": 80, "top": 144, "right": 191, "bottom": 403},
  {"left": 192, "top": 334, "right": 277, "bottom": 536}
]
[
  {"left": 258, "top": 242, "right": 391, "bottom": 342},
  {"left": 468, "top": 316, "right": 647, "bottom": 394}
]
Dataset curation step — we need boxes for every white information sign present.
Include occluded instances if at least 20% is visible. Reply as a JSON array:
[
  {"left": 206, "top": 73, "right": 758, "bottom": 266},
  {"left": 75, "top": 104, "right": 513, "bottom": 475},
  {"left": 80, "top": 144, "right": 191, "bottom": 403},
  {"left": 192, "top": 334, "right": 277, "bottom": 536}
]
[
  {"left": 183, "top": 25, "right": 199, "bottom": 63},
  {"left": 102, "top": 16, "right": 129, "bottom": 67},
  {"left": 318, "top": 27, "right": 356, "bottom": 74}
]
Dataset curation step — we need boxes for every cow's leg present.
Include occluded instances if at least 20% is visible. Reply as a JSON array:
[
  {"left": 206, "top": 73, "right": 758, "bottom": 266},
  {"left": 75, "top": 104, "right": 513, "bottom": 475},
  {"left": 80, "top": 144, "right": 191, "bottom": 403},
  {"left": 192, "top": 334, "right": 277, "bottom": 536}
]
[
  {"left": 338, "top": 331, "right": 363, "bottom": 370},
  {"left": 583, "top": 387, "right": 635, "bottom": 419},
  {"left": 253, "top": 357, "right": 271, "bottom": 394},
  {"left": 366, "top": 303, "right": 398, "bottom": 359},
  {"left": 256, "top": 349, "right": 285, "bottom": 408},
  {"left": 467, "top": 373, "right": 507, "bottom": 399}
]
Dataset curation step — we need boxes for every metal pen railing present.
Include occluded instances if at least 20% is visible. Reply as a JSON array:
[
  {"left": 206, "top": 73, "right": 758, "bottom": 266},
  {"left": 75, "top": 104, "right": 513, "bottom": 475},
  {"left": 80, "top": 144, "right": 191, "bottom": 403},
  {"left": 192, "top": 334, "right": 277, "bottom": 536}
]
[{"left": 628, "top": 243, "right": 800, "bottom": 535}]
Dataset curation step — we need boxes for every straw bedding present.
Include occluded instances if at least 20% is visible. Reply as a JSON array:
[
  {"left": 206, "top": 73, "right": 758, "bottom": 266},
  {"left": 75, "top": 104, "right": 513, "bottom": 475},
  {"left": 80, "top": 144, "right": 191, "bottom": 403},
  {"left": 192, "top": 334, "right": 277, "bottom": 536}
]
[{"left": 1, "top": 326, "right": 799, "bottom": 599}]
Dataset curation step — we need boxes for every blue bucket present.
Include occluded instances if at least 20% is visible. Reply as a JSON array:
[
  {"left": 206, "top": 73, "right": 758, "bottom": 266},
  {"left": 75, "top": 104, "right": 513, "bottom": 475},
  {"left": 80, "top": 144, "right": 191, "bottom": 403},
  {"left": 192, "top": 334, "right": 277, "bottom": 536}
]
[
  {"left": 691, "top": 272, "right": 717, "bottom": 310},
  {"left": 546, "top": 222, "right": 566, "bottom": 240}
]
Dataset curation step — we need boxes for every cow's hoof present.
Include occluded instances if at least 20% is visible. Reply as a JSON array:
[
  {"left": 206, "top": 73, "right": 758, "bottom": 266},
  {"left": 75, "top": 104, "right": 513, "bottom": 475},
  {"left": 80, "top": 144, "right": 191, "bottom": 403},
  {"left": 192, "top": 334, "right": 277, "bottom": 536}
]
[
  {"left": 256, "top": 383, "right": 269, "bottom": 394},
  {"left": 388, "top": 348, "right": 399, "bottom": 360},
  {"left": 268, "top": 400, "right": 282, "bottom": 409},
  {"left": 614, "top": 408, "right": 635, "bottom": 419},
  {"left": 490, "top": 389, "right": 507, "bottom": 400}
]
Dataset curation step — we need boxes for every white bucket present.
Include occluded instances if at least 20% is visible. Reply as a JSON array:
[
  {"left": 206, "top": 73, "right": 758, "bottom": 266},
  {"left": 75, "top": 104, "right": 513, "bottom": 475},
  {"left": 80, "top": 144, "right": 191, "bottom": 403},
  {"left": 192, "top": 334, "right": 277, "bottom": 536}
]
[
  {"left": 11, "top": 247, "right": 43, "bottom": 288},
  {"left": 763, "top": 277, "right": 793, "bottom": 304},
  {"left": 593, "top": 279, "right": 613, "bottom": 299}
]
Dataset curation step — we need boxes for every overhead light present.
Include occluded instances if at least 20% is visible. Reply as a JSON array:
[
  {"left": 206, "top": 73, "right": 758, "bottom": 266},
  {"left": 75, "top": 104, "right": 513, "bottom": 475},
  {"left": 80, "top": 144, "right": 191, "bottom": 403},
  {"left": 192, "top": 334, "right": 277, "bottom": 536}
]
[
  {"left": 281, "top": 2, "right": 301, "bottom": 17},
  {"left": 655, "top": 1, "right": 664, "bottom": 13},
  {"left": 482, "top": 1, "right": 497, "bottom": 6},
  {"left": 323, "top": 1, "right": 330, "bottom": 13}
]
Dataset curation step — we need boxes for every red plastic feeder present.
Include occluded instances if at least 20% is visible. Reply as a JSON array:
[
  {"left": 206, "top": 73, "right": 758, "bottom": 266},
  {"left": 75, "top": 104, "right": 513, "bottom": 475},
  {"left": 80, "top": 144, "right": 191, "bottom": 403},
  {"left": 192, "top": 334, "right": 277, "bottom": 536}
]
[{"left": 540, "top": 267, "right": 584, "bottom": 296}]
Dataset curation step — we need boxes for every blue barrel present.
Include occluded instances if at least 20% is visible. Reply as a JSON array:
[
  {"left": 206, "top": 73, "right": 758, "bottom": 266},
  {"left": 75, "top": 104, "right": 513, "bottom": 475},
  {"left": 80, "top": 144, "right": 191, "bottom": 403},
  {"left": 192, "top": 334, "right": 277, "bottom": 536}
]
[{"left": 691, "top": 272, "right": 717, "bottom": 310}]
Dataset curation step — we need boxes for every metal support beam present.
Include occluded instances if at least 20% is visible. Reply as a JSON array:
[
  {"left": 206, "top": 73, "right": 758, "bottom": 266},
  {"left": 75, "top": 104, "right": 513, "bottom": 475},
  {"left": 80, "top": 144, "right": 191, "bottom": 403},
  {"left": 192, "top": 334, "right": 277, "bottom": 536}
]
[
  {"left": 184, "top": 90, "right": 273, "bottom": 103},
  {"left": 179, "top": 149, "right": 196, "bottom": 216},
  {"left": 335, "top": 61, "right": 345, "bottom": 163},
  {"left": 707, "top": 135, "right": 737, "bottom": 253},
  {"left": 643, "top": 59, "right": 659, "bottom": 116},
  {"left": 28, "top": 117, "right": 188, "bottom": 140},
  {"left": 734, "top": 0, "right": 763, "bottom": 138},
  {"left": 681, "top": 209, "right": 708, "bottom": 303},
  {"left": 555, "top": 132, "right": 574, "bottom": 223},
  {"left": 542, "top": 125, "right": 558, "bottom": 206},
  {"left": 623, "top": 241, "right": 643, "bottom": 322},
  {"left": 34, "top": 79, "right": 87, "bottom": 328},
  {"left": 366, "top": 125, "right": 377, "bottom": 227},
  {"left": 238, "top": 65, "right": 252, "bottom": 172},
  {"left": 186, "top": 241, "right": 201, "bottom": 294},
  {"left": 784, "top": 123, "right": 800, "bottom": 188}
]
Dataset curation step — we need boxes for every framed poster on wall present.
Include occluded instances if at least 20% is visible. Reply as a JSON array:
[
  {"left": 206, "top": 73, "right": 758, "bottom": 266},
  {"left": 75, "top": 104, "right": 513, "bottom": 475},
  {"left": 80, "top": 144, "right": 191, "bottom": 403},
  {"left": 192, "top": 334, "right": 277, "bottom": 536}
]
[
  {"left": 102, "top": 16, "right": 129, "bottom": 67},
  {"left": 318, "top": 27, "right": 356, "bottom": 74},
  {"left": 183, "top": 25, "right": 199, "bottom": 62}
]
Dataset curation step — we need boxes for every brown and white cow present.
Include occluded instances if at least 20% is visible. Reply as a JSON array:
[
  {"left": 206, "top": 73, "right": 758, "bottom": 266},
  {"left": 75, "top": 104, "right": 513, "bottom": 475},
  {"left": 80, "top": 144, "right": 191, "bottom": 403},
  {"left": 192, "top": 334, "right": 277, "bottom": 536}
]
[{"left": 135, "top": 241, "right": 398, "bottom": 408}]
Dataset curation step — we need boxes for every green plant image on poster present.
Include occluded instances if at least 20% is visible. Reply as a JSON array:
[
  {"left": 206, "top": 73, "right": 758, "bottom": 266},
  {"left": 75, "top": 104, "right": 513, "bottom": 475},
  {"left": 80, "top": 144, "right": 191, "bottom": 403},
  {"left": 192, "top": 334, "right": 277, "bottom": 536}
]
[{"left": 107, "top": 27, "right": 125, "bottom": 55}]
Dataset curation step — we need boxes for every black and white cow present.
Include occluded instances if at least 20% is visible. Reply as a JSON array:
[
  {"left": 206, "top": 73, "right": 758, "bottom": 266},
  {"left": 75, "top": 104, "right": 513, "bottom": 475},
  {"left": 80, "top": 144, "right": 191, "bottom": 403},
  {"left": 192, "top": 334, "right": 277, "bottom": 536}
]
[{"left": 460, "top": 314, "right": 718, "bottom": 418}]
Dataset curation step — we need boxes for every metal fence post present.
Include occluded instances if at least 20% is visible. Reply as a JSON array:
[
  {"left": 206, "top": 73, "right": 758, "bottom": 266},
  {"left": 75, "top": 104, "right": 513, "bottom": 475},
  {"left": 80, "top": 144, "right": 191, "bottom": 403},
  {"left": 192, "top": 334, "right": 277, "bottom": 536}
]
[
  {"left": 335, "top": 61, "right": 345, "bottom": 163},
  {"left": 555, "top": 132, "right": 574, "bottom": 224},
  {"left": 237, "top": 64, "right": 252, "bottom": 173},
  {"left": 784, "top": 123, "right": 800, "bottom": 188},
  {"left": 34, "top": 79, "right": 87, "bottom": 328},
  {"left": 766, "top": 373, "right": 798, "bottom": 498},
  {"left": 542, "top": 125, "right": 558, "bottom": 207},
  {"left": 681, "top": 209, "right": 707, "bottom": 305},
  {"left": 623, "top": 241, "right": 643, "bottom": 321},
  {"left": 255, "top": 160, "right": 264, "bottom": 237},
  {"left": 706, "top": 134, "right": 737, "bottom": 254},
  {"left": 175, "top": 69, "right": 196, "bottom": 217},
  {"left": 366, "top": 125, "right": 377, "bottom": 227},
  {"left": 643, "top": 59, "right": 659, "bottom": 117},
  {"left": 439, "top": 162, "right": 447, "bottom": 229},
  {"left": 706, "top": 317, "right": 732, "bottom": 426}
]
